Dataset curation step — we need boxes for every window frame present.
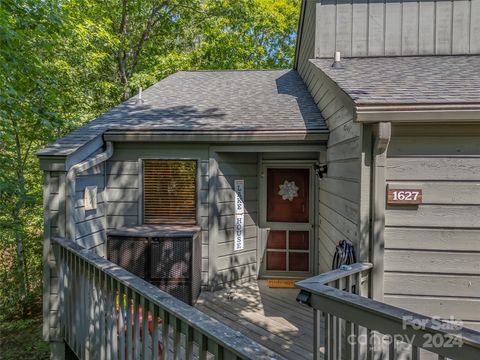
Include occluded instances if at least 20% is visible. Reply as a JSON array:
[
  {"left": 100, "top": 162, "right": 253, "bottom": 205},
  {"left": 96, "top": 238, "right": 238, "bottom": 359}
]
[{"left": 140, "top": 158, "right": 199, "bottom": 226}]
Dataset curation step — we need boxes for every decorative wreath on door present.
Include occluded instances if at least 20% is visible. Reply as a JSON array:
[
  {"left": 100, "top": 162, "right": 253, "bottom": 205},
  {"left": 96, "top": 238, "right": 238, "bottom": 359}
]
[{"left": 278, "top": 180, "right": 299, "bottom": 201}]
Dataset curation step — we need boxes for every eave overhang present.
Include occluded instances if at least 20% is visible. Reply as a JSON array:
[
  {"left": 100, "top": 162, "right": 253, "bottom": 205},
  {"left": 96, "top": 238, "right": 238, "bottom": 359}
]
[
  {"left": 354, "top": 103, "right": 480, "bottom": 123},
  {"left": 310, "top": 59, "right": 480, "bottom": 124},
  {"left": 37, "top": 135, "right": 105, "bottom": 172},
  {"left": 38, "top": 129, "right": 328, "bottom": 171}
]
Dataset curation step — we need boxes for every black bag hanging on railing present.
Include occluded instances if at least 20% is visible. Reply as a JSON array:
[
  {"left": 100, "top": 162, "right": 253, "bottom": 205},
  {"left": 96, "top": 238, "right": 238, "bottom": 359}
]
[{"left": 331, "top": 240, "right": 356, "bottom": 270}]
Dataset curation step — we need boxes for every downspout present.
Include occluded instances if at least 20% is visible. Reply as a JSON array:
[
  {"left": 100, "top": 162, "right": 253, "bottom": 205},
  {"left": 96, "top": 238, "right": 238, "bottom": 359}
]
[
  {"left": 65, "top": 141, "right": 114, "bottom": 242},
  {"left": 370, "top": 122, "right": 391, "bottom": 301}
]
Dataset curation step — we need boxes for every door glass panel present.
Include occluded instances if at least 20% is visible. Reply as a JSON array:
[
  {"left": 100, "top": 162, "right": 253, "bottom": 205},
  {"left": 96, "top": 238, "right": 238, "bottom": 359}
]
[
  {"left": 267, "top": 168, "right": 309, "bottom": 223},
  {"left": 289, "top": 231, "right": 309, "bottom": 250},
  {"left": 289, "top": 252, "right": 309, "bottom": 272},
  {"left": 267, "top": 230, "right": 286, "bottom": 249},
  {"left": 266, "top": 252, "right": 286, "bottom": 271}
]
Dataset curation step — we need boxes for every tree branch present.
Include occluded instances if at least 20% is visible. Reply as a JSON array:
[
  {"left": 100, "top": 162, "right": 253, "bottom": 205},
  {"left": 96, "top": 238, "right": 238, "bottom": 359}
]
[{"left": 127, "top": 1, "right": 169, "bottom": 78}]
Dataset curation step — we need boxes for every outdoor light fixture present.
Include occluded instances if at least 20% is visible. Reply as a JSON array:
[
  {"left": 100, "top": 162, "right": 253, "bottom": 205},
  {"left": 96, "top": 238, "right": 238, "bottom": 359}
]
[
  {"left": 314, "top": 164, "right": 327, "bottom": 179},
  {"left": 296, "top": 290, "right": 312, "bottom": 307}
]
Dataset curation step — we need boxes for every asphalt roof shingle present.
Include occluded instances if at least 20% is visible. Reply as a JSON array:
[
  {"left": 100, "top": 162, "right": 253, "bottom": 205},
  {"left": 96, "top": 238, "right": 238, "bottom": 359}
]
[
  {"left": 37, "top": 69, "right": 327, "bottom": 157},
  {"left": 311, "top": 56, "right": 480, "bottom": 105}
]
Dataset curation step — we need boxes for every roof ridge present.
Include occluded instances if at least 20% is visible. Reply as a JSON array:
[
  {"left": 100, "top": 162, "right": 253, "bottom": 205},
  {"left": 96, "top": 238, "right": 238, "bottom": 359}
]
[
  {"left": 179, "top": 68, "right": 291, "bottom": 73},
  {"left": 313, "top": 54, "right": 480, "bottom": 61}
]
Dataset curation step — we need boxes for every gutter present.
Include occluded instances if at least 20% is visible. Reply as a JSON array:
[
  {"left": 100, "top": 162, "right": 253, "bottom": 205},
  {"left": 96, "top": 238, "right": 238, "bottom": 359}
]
[
  {"left": 355, "top": 103, "right": 480, "bottom": 123},
  {"left": 65, "top": 142, "right": 114, "bottom": 241},
  {"left": 370, "top": 122, "right": 391, "bottom": 302},
  {"left": 103, "top": 129, "right": 329, "bottom": 143}
]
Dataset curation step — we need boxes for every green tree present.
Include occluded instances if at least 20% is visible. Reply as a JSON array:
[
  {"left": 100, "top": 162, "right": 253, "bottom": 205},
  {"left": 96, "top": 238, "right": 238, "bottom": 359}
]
[
  {"left": 126, "top": 0, "right": 300, "bottom": 90},
  {"left": 191, "top": 0, "right": 299, "bottom": 69},
  {"left": 0, "top": 0, "right": 299, "bottom": 320},
  {"left": 65, "top": 0, "right": 300, "bottom": 99},
  {"left": 0, "top": 0, "right": 66, "bottom": 315}
]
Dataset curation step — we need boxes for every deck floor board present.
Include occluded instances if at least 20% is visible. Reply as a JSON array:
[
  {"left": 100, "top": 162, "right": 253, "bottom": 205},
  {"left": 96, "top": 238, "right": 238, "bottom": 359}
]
[{"left": 195, "top": 281, "right": 314, "bottom": 360}]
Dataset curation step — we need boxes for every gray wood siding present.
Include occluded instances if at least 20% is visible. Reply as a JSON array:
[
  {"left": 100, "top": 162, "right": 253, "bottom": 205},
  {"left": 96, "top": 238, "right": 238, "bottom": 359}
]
[
  {"left": 55, "top": 143, "right": 321, "bottom": 291},
  {"left": 385, "top": 135, "right": 480, "bottom": 329},
  {"left": 208, "top": 152, "right": 258, "bottom": 288},
  {"left": 296, "top": 0, "right": 317, "bottom": 80},
  {"left": 74, "top": 163, "right": 107, "bottom": 255},
  {"left": 106, "top": 143, "right": 210, "bottom": 286},
  {"left": 300, "top": 61, "right": 363, "bottom": 273},
  {"left": 309, "top": 0, "right": 480, "bottom": 58}
]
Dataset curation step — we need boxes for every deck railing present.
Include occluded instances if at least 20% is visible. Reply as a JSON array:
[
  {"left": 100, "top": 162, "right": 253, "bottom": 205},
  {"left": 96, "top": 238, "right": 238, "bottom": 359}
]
[
  {"left": 52, "top": 237, "right": 286, "bottom": 360},
  {"left": 296, "top": 263, "right": 480, "bottom": 360}
]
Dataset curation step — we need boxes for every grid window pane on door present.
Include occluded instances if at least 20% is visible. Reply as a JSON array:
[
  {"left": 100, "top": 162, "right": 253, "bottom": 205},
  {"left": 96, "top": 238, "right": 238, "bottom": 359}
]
[
  {"left": 266, "top": 230, "right": 310, "bottom": 272},
  {"left": 143, "top": 160, "right": 197, "bottom": 224}
]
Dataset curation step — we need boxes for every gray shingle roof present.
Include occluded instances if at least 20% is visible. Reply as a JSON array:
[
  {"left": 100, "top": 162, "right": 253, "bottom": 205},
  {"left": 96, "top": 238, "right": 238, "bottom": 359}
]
[
  {"left": 311, "top": 56, "right": 480, "bottom": 105},
  {"left": 37, "top": 69, "right": 327, "bottom": 157}
]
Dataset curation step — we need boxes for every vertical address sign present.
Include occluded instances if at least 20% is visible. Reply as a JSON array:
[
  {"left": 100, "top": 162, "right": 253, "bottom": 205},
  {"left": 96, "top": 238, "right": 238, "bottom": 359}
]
[{"left": 234, "top": 180, "right": 245, "bottom": 251}]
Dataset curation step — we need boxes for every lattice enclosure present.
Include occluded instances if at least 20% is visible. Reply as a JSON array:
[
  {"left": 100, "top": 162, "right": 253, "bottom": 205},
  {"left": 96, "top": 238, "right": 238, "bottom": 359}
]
[{"left": 107, "top": 232, "right": 201, "bottom": 305}]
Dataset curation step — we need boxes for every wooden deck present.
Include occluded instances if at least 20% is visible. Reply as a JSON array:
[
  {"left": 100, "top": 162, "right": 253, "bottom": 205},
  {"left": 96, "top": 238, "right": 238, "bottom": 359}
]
[{"left": 195, "top": 281, "right": 314, "bottom": 360}]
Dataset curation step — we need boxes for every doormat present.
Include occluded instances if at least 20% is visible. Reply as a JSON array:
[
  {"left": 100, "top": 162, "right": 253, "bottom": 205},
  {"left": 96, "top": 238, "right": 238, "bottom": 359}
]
[{"left": 267, "top": 279, "right": 296, "bottom": 288}]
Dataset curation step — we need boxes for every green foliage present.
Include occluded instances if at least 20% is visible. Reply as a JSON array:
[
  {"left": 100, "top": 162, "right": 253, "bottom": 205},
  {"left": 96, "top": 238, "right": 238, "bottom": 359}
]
[
  {"left": 0, "top": 315, "right": 49, "bottom": 359},
  {"left": 63, "top": 0, "right": 300, "bottom": 97},
  {"left": 0, "top": 0, "right": 67, "bottom": 318},
  {"left": 0, "top": 0, "right": 299, "bottom": 329},
  {"left": 190, "top": 0, "right": 299, "bottom": 69}
]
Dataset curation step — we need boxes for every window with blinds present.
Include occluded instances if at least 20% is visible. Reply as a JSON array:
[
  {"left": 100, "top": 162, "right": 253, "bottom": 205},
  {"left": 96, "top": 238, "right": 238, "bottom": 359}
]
[{"left": 143, "top": 160, "right": 197, "bottom": 225}]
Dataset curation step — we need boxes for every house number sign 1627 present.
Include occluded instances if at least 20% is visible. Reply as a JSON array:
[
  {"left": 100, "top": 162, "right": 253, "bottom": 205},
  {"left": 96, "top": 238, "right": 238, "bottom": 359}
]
[{"left": 387, "top": 188, "right": 423, "bottom": 204}]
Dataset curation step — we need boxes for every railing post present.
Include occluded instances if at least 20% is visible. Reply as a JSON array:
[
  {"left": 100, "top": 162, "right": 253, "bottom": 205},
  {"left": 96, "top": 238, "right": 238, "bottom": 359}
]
[
  {"left": 388, "top": 338, "right": 395, "bottom": 360},
  {"left": 313, "top": 308, "right": 323, "bottom": 360},
  {"left": 100, "top": 269, "right": 107, "bottom": 360},
  {"left": 106, "top": 272, "right": 112, "bottom": 360},
  {"left": 151, "top": 304, "right": 159, "bottom": 359},
  {"left": 92, "top": 267, "right": 101, "bottom": 359},
  {"left": 141, "top": 297, "right": 148, "bottom": 359},
  {"left": 161, "top": 308, "right": 170, "bottom": 357},
  {"left": 65, "top": 250, "right": 70, "bottom": 347},
  {"left": 344, "top": 275, "right": 353, "bottom": 360},
  {"left": 133, "top": 292, "right": 140, "bottom": 360},
  {"left": 172, "top": 316, "right": 182, "bottom": 358},
  {"left": 125, "top": 286, "right": 133, "bottom": 360},
  {"left": 86, "top": 262, "right": 94, "bottom": 359},
  {"left": 325, "top": 312, "right": 331, "bottom": 360},
  {"left": 185, "top": 323, "right": 194, "bottom": 358},
  {"left": 118, "top": 282, "right": 125, "bottom": 360},
  {"left": 58, "top": 245, "right": 65, "bottom": 340},
  {"left": 111, "top": 277, "right": 119, "bottom": 360},
  {"left": 74, "top": 252, "right": 80, "bottom": 355}
]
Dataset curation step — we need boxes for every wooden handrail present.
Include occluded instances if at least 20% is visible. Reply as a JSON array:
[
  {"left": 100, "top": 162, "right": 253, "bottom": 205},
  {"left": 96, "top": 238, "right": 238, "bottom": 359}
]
[
  {"left": 296, "top": 263, "right": 480, "bottom": 360},
  {"left": 53, "top": 237, "right": 286, "bottom": 360},
  {"left": 296, "top": 262, "right": 373, "bottom": 286}
]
